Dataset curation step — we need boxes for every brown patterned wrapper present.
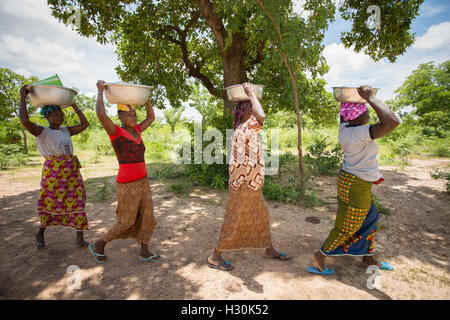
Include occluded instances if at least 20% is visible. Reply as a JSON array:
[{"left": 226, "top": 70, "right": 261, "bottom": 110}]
[
  {"left": 216, "top": 183, "right": 272, "bottom": 251},
  {"left": 103, "top": 177, "right": 157, "bottom": 245}
]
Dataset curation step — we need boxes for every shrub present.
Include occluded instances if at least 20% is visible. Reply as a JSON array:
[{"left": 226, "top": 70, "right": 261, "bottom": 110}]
[
  {"left": 430, "top": 169, "right": 450, "bottom": 193},
  {"left": 373, "top": 195, "right": 392, "bottom": 216},
  {"left": 433, "top": 145, "right": 450, "bottom": 158},
  {"left": 391, "top": 140, "right": 412, "bottom": 165},
  {"left": 211, "top": 173, "right": 227, "bottom": 190},
  {"left": 304, "top": 136, "right": 343, "bottom": 176},
  {"left": 166, "top": 182, "right": 189, "bottom": 194},
  {"left": 0, "top": 144, "right": 27, "bottom": 169}
]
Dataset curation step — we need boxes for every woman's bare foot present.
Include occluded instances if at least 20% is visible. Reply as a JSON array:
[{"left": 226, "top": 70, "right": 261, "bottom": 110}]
[
  {"left": 265, "top": 245, "right": 290, "bottom": 260},
  {"left": 313, "top": 251, "right": 326, "bottom": 271},
  {"left": 361, "top": 255, "right": 378, "bottom": 268},
  {"left": 139, "top": 243, "right": 160, "bottom": 260},
  {"left": 93, "top": 239, "right": 107, "bottom": 262},
  {"left": 207, "top": 249, "right": 233, "bottom": 271}
]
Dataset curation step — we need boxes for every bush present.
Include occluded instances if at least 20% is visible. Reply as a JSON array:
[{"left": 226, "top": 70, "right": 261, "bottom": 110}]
[
  {"left": 93, "top": 135, "right": 113, "bottom": 156},
  {"left": 379, "top": 153, "right": 396, "bottom": 164},
  {"left": 373, "top": 195, "right": 392, "bottom": 216},
  {"left": 391, "top": 140, "right": 412, "bottom": 165},
  {"left": 0, "top": 144, "right": 27, "bottom": 169},
  {"left": 166, "top": 182, "right": 189, "bottom": 194},
  {"left": 304, "top": 136, "right": 343, "bottom": 176},
  {"left": 430, "top": 169, "right": 450, "bottom": 193},
  {"left": 262, "top": 175, "right": 323, "bottom": 207},
  {"left": 433, "top": 145, "right": 450, "bottom": 158}
]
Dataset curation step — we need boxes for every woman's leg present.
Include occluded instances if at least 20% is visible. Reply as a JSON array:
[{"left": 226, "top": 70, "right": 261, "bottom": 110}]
[
  {"left": 36, "top": 227, "right": 45, "bottom": 249},
  {"left": 312, "top": 250, "right": 327, "bottom": 271},
  {"left": 76, "top": 230, "right": 89, "bottom": 248}
]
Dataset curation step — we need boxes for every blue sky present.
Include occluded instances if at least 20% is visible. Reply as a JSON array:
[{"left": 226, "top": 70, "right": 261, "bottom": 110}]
[{"left": 0, "top": 0, "right": 448, "bottom": 121}]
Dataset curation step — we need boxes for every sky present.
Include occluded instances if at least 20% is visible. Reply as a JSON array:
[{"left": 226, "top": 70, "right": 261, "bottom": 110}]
[{"left": 0, "top": 0, "right": 449, "bottom": 121}]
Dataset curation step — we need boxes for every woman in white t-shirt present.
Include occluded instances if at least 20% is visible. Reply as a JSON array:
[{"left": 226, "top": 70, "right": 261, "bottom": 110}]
[
  {"left": 307, "top": 85, "right": 400, "bottom": 275},
  {"left": 19, "top": 85, "right": 90, "bottom": 249}
]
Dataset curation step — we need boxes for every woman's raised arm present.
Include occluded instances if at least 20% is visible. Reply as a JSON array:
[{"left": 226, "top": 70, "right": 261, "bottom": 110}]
[
  {"left": 18, "top": 85, "right": 44, "bottom": 137},
  {"left": 358, "top": 85, "right": 400, "bottom": 139},
  {"left": 96, "top": 80, "right": 116, "bottom": 136}
]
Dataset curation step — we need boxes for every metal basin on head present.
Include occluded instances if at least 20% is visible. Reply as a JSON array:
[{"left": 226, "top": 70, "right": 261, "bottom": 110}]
[
  {"left": 104, "top": 82, "right": 151, "bottom": 105},
  {"left": 28, "top": 85, "right": 78, "bottom": 108}
]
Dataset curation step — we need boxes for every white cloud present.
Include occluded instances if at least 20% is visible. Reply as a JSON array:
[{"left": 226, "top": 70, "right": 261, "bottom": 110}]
[
  {"left": 413, "top": 22, "right": 450, "bottom": 50},
  {"left": 323, "top": 21, "right": 450, "bottom": 102},
  {"left": 420, "top": 3, "right": 448, "bottom": 18},
  {"left": 0, "top": 0, "right": 120, "bottom": 94}
]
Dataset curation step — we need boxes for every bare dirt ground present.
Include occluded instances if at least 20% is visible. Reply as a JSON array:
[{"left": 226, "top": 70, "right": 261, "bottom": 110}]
[{"left": 0, "top": 156, "right": 449, "bottom": 300}]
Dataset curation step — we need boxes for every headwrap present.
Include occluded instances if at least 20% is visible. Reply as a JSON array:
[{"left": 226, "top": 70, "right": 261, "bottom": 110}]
[
  {"left": 339, "top": 102, "right": 368, "bottom": 121},
  {"left": 232, "top": 101, "right": 252, "bottom": 129},
  {"left": 117, "top": 104, "right": 136, "bottom": 112},
  {"left": 40, "top": 105, "right": 61, "bottom": 117}
]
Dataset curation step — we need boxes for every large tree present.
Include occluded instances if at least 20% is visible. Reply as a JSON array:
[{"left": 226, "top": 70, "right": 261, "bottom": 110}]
[
  {"left": 387, "top": 60, "right": 450, "bottom": 136},
  {"left": 48, "top": 0, "right": 424, "bottom": 188},
  {"left": 0, "top": 68, "right": 38, "bottom": 150},
  {"left": 48, "top": 0, "right": 423, "bottom": 112}
]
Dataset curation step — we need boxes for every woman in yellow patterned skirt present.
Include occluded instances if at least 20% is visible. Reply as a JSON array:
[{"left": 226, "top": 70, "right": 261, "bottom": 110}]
[
  {"left": 19, "top": 85, "right": 90, "bottom": 249},
  {"left": 308, "top": 85, "right": 400, "bottom": 275},
  {"left": 207, "top": 83, "right": 289, "bottom": 271}
]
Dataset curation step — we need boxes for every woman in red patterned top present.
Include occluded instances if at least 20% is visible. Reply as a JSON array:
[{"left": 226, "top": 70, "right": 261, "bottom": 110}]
[{"left": 88, "top": 80, "right": 160, "bottom": 263}]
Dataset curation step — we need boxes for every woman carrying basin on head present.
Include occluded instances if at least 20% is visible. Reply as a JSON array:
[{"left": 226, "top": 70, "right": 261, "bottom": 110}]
[
  {"left": 88, "top": 80, "right": 159, "bottom": 264},
  {"left": 19, "top": 85, "right": 90, "bottom": 249},
  {"left": 308, "top": 85, "right": 400, "bottom": 275},
  {"left": 207, "top": 82, "right": 290, "bottom": 272}
]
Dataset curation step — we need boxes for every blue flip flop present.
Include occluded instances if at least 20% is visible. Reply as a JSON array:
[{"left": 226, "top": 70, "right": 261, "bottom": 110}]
[
  {"left": 208, "top": 260, "right": 234, "bottom": 271},
  {"left": 88, "top": 242, "right": 106, "bottom": 264},
  {"left": 139, "top": 254, "right": 162, "bottom": 262},
  {"left": 265, "top": 251, "right": 290, "bottom": 260},
  {"left": 379, "top": 261, "right": 394, "bottom": 271},
  {"left": 306, "top": 266, "right": 334, "bottom": 275}
]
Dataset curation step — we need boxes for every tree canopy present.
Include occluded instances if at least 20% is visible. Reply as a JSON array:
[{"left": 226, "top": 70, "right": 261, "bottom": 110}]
[
  {"left": 387, "top": 60, "right": 449, "bottom": 137},
  {"left": 48, "top": 0, "right": 424, "bottom": 115}
]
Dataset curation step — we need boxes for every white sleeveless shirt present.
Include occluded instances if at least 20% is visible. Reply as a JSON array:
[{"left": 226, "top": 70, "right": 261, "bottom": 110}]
[
  {"left": 35, "top": 127, "right": 73, "bottom": 157},
  {"left": 339, "top": 122, "right": 381, "bottom": 182}
]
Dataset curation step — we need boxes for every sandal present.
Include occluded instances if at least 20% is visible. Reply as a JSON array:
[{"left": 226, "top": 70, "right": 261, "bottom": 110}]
[
  {"left": 139, "top": 254, "right": 162, "bottom": 262},
  {"left": 208, "top": 260, "right": 234, "bottom": 271},
  {"left": 306, "top": 266, "right": 334, "bottom": 275},
  {"left": 361, "top": 261, "right": 394, "bottom": 271},
  {"left": 88, "top": 242, "right": 107, "bottom": 264},
  {"left": 265, "top": 251, "right": 290, "bottom": 260},
  {"left": 379, "top": 261, "right": 394, "bottom": 271}
]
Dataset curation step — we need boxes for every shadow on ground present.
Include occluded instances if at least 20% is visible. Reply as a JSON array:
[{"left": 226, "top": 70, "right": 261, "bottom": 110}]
[{"left": 0, "top": 165, "right": 448, "bottom": 299}]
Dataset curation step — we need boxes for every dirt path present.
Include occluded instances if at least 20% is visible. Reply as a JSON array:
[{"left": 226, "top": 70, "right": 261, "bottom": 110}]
[{"left": 0, "top": 158, "right": 449, "bottom": 300}]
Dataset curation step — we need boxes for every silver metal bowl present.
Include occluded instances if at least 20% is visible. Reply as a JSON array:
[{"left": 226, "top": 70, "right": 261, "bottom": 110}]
[
  {"left": 104, "top": 82, "right": 151, "bottom": 105},
  {"left": 28, "top": 85, "right": 78, "bottom": 108},
  {"left": 333, "top": 87, "right": 379, "bottom": 103},
  {"left": 225, "top": 84, "right": 264, "bottom": 102}
]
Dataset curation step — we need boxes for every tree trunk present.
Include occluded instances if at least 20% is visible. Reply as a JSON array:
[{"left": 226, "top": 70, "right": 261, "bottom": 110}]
[
  {"left": 222, "top": 33, "right": 248, "bottom": 112},
  {"left": 21, "top": 127, "right": 28, "bottom": 153},
  {"left": 292, "top": 84, "right": 306, "bottom": 189}
]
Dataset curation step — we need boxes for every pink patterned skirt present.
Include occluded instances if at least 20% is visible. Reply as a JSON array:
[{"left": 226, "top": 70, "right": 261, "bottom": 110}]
[{"left": 37, "top": 155, "right": 88, "bottom": 230}]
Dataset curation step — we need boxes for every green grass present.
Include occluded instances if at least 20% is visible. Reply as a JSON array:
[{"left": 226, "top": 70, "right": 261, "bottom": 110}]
[
  {"left": 166, "top": 182, "right": 190, "bottom": 194},
  {"left": 373, "top": 195, "right": 392, "bottom": 216}
]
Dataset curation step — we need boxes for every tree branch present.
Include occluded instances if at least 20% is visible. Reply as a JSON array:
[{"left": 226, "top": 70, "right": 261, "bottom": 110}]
[
  {"left": 246, "top": 40, "right": 266, "bottom": 70},
  {"left": 192, "top": 0, "right": 227, "bottom": 52},
  {"left": 158, "top": 14, "right": 223, "bottom": 99}
]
